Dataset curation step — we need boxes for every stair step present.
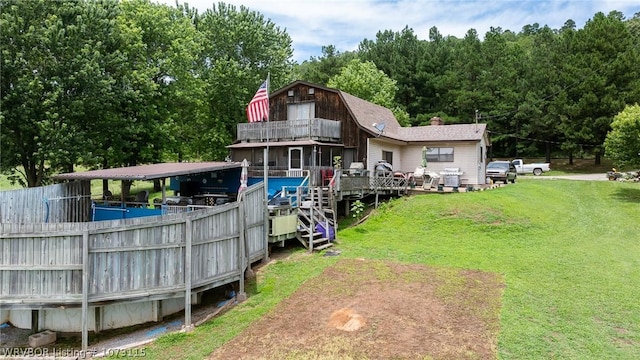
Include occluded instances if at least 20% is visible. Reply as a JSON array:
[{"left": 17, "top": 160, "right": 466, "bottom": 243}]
[
  {"left": 299, "top": 230, "right": 322, "bottom": 236},
  {"left": 312, "top": 237, "right": 329, "bottom": 244},
  {"left": 314, "top": 243, "right": 333, "bottom": 250}
]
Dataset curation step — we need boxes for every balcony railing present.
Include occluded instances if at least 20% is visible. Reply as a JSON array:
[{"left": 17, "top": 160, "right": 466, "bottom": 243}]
[{"left": 237, "top": 118, "right": 341, "bottom": 142}]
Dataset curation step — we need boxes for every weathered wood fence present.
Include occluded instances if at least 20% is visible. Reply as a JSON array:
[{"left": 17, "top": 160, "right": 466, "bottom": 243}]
[
  {"left": 0, "top": 182, "right": 266, "bottom": 349},
  {"left": 0, "top": 181, "right": 91, "bottom": 223}
]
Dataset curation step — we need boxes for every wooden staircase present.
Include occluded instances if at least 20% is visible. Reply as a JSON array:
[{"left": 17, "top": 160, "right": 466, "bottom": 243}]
[{"left": 295, "top": 186, "right": 337, "bottom": 252}]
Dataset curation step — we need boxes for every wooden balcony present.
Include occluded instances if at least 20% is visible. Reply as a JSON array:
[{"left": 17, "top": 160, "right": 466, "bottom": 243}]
[{"left": 237, "top": 118, "right": 341, "bottom": 143}]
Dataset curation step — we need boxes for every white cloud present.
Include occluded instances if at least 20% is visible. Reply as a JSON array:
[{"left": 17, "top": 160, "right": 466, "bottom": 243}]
[{"left": 157, "top": 0, "right": 640, "bottom": 62}]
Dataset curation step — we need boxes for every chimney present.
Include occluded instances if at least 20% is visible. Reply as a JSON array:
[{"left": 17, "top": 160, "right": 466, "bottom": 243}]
[{"left": 430, "top": 116, "right": 444, "bottom": 126}]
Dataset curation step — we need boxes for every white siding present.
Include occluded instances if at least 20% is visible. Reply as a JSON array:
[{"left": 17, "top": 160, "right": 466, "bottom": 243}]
[
  {"left": 398, "top": 142, "right": 485, "bottom": 185},
  {"left": 368, "top": 137, "right": 488, "bottom": 185},
  {"left": 367, "top": 139, "right": 403, "bottom": 173}
]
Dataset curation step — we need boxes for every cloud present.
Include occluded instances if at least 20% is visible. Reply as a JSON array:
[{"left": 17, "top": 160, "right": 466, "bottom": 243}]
[{"left": 157, "top": 0, "right": 640, "bottom": 62}]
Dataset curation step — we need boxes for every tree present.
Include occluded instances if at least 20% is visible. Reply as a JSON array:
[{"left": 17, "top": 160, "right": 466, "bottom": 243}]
[
  {"left": 327, "top": 59, "right": 409, "bottom": 126},
  {"left": 604, "top": 104, "right": 640, "bottom": 169},
  {"left": 295, "top": 45, "right": 357, "bottom": 85},
  {"left": 195, "top": 2, "right": 294, "bottom": 160},
  {"left": 560, "top": 11, "right": 638, "bottom": 164},
  {"left": 1, "top": 0, "right": 124, "bottom": 186},
  {"left": 358, "top": 27, "right": 424, "bottom": 118},
  {"left": 116, "top": 0, "right": 206, "bottom": 164}
]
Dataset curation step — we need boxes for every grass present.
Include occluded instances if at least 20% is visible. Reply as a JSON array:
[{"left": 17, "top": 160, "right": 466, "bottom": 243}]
[{"left": 141, "top": 178, "right": 640, "bottom": 359}]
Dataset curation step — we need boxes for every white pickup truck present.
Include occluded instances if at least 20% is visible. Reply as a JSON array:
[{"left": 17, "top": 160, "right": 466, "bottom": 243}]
[{"left": 511, "top": 159, "right": 551, "bottom": 176}]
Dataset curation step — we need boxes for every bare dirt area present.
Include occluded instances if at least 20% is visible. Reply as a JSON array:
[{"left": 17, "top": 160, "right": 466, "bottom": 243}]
[{"left": 208, "top": 258, "right": 504, "bottom": 360}]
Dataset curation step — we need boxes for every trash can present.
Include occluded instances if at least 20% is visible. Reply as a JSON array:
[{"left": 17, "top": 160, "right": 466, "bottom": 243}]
[{"left": 315, "top": 222, "right": 335, "bottom": 241}]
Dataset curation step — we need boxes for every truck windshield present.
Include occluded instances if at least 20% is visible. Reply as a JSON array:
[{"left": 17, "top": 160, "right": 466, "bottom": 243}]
[{"left": 487, "top": 163, "right": 508, "bottom": 170}]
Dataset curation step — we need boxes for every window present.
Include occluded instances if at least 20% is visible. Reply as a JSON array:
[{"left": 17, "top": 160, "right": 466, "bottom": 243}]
[
  {"left": 287, "top": 102, "right": 315, "bottom": 120},
  {"left": 426, "top": 147, "right": 454, "bottom": 162},
  {"left": 288, "top": 147, "right": 303, "bottom": 170},
  {"left": 382, "top": 150, "right": 393, "bottom": 164}
]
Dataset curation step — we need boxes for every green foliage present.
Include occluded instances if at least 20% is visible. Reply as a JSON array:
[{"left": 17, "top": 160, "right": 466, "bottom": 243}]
[
  {"left": 604, "top": 104, "right": 640, "bottom": 169},
  {"left": 0, "top": 0, "right": 294, "bottom": 186},
  {"left": 196, "top": 2, "right": 294, "bottom": 160},
  {"left": 350, "top": 200, "right": 365, "bottom": 221},
  {"left": 294, "top": 45, "right": 357, "bottom": 85},
  {"left": 327, "top": 59, "right": 407, "bottom": 123}
]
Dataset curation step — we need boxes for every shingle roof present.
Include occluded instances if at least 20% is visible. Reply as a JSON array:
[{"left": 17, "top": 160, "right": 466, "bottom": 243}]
[
  {"left": 339, "top": 90, "right": 486, "bottom": 142},
  {"left": 397, "top": 123, "right": 487, "bottom": 142}
]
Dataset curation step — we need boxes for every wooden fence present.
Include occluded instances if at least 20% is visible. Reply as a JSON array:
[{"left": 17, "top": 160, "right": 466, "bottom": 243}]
[
  {"left": 0, "top": 181, "right": 91, "bottom": 223},
  {"left": 0, "top": 182, "right": 266, "bottom": 349}
]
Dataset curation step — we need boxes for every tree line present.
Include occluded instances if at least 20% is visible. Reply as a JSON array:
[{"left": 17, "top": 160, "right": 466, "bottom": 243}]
[
  {"left": 2, "top": 0, "right": 639, "bottom": 187},
  {"left": 299, "top": 13, "right": 640, "bottom": 165}
]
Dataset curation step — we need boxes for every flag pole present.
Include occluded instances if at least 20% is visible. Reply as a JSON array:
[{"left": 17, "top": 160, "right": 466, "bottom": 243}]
[{"left": 263, "top": 73, "right": 270, "bottom": 262}]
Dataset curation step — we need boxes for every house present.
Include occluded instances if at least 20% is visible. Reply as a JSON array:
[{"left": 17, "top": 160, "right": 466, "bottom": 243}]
[{"left": 228, "top": 80, "right": 489, "bottom": 186}]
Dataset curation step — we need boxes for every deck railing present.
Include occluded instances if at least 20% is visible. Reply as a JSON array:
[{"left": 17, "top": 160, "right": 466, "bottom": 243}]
[{"left": 237, "top": 118, "right": 341, "bottom": 142}]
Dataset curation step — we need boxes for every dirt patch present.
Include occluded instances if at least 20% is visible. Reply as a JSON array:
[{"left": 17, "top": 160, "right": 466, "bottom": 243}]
[{"left": 208, "top": 258, "right": 504, "bottom": 360}]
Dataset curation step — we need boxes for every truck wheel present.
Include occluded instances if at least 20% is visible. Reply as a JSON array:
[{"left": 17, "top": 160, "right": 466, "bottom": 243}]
[
  {"left": 510, "top": 177, "right": 516, "bottom": 183},
  {"left": 533, "top": 168, "right": 542, "bottom": 176}
]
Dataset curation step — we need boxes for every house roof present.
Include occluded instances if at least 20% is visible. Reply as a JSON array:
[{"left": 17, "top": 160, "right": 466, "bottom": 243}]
[
  {"left": 52, "top": 162, "right": 241, "bottom": 181},
  {"left": 338, "top": 91, "right": 403, "bottom": 139},
  {"left": 274, "top": 81, "right": 488, "bottom": 143},
  {"left": 397, "top": 123, "right": 487, "bottom": 142}
]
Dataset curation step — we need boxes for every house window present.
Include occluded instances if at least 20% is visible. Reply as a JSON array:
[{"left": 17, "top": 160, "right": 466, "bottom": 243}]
[
  {"left": 288, "top": 147, "right": 303, "bottom": 170},
  {"left": 382, "top": 150, "right": 393, "bottom": 165},
  {"left": 426, "top": 147, "right": 454, "bottom": 162},
  {"left": 287, "top": 102, "right": 315, "bottom": 120}
]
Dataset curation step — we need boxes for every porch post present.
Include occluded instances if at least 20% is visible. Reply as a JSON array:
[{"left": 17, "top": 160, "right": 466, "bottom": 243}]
[{"left": 263, "top": 146, "right": 270, "bottom": 262}]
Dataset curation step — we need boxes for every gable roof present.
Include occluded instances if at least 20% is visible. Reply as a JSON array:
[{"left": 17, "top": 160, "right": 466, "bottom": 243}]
[{"left": 273, "top": 80, "right": 487, "bottom": 143}]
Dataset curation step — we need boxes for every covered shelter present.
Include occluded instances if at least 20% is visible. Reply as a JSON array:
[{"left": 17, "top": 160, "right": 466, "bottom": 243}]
[{"left": 53, "top": 162, "right": 243, "bottom": 220}]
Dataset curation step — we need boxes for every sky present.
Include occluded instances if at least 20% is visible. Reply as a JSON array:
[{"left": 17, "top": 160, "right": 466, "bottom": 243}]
[{"left": 158, "top": 0, "right": 640, "bottom": 63}]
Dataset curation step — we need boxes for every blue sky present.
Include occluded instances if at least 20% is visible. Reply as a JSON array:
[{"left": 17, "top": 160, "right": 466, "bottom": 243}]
[{"left": 158, "top": 0, "right": 640, "bottom": 63}]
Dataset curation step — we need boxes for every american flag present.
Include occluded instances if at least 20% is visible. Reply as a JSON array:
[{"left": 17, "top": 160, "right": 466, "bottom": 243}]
[{"left": 246, "top": 80, "right": 269, "bottom": 122}]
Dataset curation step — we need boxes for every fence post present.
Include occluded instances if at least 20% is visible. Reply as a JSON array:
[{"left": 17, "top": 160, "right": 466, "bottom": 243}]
[
  {"left": 184, "top": 217, "right": 193, "bottom": 331},
  {"left": 237, "top": 198, "right": 247, "bottom": 301},
  {"left": 81, "top": 229, "right": 89, "bottom": 351}
]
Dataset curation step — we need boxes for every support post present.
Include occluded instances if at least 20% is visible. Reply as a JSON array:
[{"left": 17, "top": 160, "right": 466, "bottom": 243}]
[
  {"left": 81, "top": 229, "right": 89, "bottom": 350},
  {"left": 184, "top": 218, "right": 193, "bottom": 331},
  {"left": 263, "top": 148, "right": 270, "bottom": 263},
  {"left": 309, "top": 188, "right": 314, "bottom": 252},
  {"left": 237, "top": 197, "right": 248, "bottom": 301}
]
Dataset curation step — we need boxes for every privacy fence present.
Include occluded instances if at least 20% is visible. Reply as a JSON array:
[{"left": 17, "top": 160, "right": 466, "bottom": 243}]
[{"left": 0, "top": 182, "right": 266, "bottom": 350}]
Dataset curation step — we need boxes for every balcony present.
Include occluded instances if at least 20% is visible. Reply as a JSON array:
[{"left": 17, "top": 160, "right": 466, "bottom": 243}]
[{"left": 237, "top": 118, "right": 341, "bottom": 143}]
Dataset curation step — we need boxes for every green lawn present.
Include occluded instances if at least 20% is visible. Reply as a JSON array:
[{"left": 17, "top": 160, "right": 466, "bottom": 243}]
[{"left": 140, "top": 178, "right": 640, "bottom": 359}]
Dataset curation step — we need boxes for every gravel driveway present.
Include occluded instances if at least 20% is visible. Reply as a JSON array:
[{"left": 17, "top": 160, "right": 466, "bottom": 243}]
[{"left": 526, "top": 173, "right": 607, "bottom": 181}]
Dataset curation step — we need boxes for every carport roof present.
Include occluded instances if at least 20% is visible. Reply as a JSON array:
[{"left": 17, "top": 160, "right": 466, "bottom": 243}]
[{"left": 52, "top": 162, "right": 241, "bottom": 181}]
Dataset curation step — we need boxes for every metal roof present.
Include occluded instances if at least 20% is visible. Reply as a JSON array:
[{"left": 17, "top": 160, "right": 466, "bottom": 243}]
[{"left": 52, "top": 162, "right": 241, "bottom": 181}]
